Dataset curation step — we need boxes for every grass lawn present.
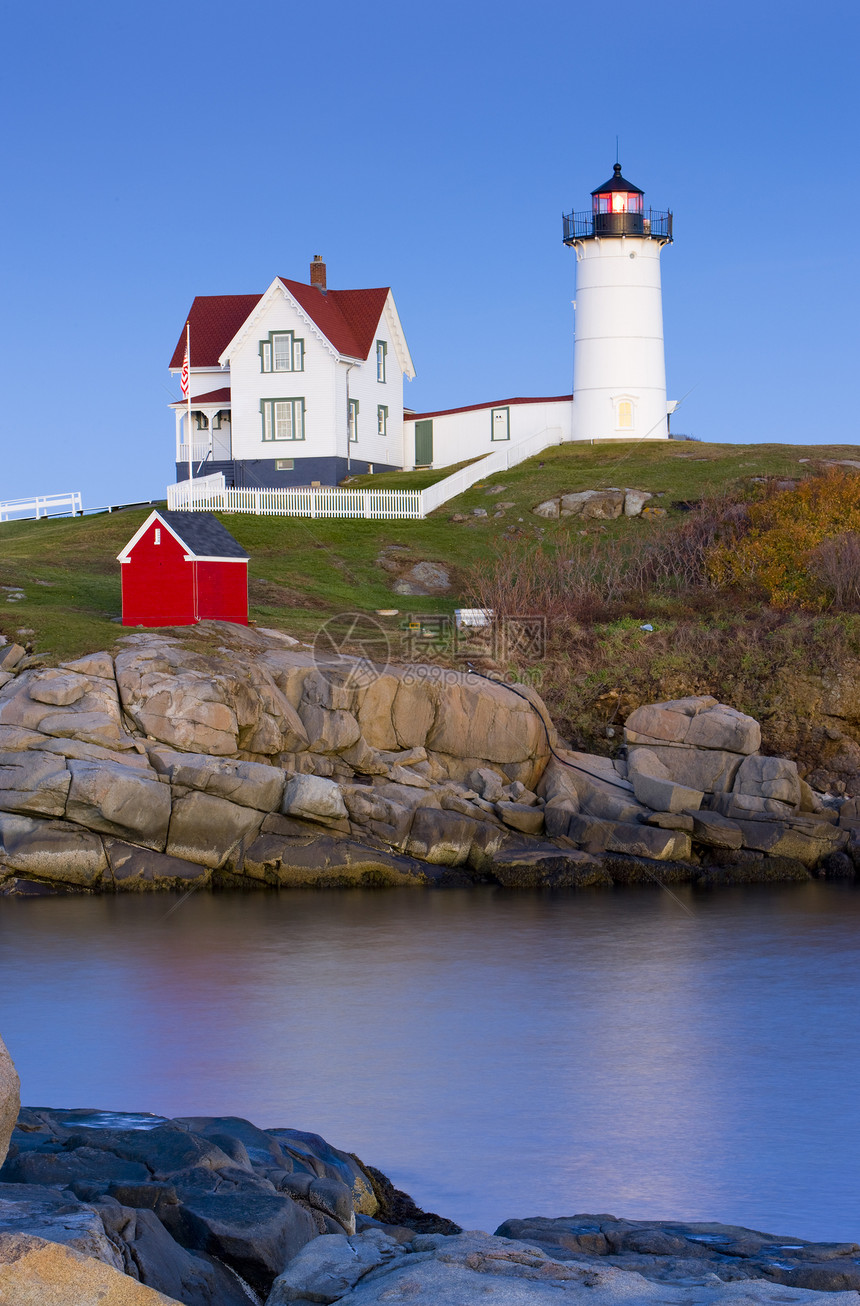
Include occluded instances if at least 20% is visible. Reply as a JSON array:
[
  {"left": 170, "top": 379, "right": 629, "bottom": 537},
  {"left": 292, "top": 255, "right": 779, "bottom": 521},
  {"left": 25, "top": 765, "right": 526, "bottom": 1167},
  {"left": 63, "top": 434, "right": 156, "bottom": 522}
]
[
  {"left": 343, "top": 456, "right": 484, "bottom": 490},
  {"left": 0, "top": 439, "right": 857, "bottom": 664}
]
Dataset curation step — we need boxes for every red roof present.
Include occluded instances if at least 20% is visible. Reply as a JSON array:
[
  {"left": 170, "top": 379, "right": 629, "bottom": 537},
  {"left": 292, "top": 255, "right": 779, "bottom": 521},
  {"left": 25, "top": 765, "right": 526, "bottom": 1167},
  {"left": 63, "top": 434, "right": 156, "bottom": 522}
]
[
  {"left": 279, "top": 280, "right": 389, "bottom": 360},
  {"left": 169, "top": 296, "right": 262, "bottom": 369},
  {"left": 168, "top": 281, "right": 390, "bottom": 369},
  {"left": 404, "top": 395, "right": 573, "bottom": 421},
  {"left": 169, "top": 387, "right": 231, "bottom": 408}
]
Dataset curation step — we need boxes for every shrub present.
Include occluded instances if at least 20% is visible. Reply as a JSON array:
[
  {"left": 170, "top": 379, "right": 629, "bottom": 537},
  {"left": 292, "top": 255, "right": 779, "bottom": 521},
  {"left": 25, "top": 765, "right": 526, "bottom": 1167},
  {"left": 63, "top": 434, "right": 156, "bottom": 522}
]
[
  {"left": 807, "top": 532, "right": 860, "bottom": 610},
  {"left": 466, "top": 493, "right": 747, "bottom": 625},
  {"left": 707, "top": 470, "right": 860, "bottom": 607}
]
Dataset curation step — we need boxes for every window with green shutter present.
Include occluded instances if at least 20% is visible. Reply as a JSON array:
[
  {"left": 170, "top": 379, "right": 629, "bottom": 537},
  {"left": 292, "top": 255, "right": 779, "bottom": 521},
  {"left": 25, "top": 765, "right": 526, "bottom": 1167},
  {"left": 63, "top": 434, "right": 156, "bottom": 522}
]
[{"left": 260, "top": 331, "right": 304, "bottom": 373}]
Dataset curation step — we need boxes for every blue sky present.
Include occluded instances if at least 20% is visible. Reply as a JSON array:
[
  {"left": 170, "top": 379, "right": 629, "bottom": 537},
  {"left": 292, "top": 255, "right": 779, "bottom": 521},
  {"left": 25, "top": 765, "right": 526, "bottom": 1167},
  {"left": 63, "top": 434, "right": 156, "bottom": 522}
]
[{"left": 0, "top": 0, "right": 857, "bottom": 506}]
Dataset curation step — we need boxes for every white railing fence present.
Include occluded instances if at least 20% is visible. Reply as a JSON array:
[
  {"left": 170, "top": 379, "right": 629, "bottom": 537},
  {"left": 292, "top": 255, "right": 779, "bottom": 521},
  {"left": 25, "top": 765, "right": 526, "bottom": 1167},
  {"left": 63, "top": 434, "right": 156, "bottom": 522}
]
[
  {"left": 164, "top": 426, "right": 567, "bottom": 521},
  {"left": 0, "top": 491, "right": 82, "bottom": 522},
  {"left": 167, "top": 473, "right": 227, "bottom": 510},
  {"left": 419, "top": 426, "right": 565, "bottom": 514}
]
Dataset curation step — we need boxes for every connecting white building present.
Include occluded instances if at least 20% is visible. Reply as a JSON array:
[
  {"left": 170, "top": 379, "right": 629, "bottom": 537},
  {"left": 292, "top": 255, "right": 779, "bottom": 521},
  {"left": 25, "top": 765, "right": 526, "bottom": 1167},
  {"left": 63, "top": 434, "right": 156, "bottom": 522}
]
[{"left": 167, "top": 165, "right": 675, "bottom": 490}]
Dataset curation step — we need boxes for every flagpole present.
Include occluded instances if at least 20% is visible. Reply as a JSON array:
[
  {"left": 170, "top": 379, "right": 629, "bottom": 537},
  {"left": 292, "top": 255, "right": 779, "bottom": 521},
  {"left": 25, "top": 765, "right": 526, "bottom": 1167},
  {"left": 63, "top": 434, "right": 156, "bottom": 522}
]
[{"left": 186, "top": 322, "right": 193, "bottom": 506}]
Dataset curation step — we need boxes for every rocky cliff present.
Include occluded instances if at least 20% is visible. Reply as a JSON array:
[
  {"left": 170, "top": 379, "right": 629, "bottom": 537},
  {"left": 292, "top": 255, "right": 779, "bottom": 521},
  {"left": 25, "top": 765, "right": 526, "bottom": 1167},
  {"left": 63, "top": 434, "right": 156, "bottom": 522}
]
[{"left": 0, "top": 624, "right": 855, "bottom": 894}]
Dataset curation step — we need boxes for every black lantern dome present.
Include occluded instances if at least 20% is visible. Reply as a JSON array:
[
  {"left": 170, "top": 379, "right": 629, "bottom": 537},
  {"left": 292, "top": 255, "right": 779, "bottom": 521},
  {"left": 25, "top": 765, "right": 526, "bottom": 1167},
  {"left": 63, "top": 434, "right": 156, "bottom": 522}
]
[
  {"left": 592, "top": 163, "right": 645, "bottom": 234},
  {"left": 563, "top": 163, "right": 672, "bottom": 244}
]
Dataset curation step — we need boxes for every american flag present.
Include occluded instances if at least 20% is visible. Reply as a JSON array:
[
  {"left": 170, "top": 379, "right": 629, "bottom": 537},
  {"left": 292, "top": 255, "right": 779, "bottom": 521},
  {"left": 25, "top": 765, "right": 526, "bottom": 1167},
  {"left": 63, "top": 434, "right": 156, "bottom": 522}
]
[{"left": 180, "top": 339, "right": 190, "bottom": 398}]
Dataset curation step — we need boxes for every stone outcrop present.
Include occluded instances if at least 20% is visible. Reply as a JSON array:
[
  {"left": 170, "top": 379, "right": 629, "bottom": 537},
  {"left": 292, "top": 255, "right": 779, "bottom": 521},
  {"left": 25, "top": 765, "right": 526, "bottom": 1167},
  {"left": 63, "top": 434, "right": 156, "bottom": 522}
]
[
  {"left": 533, "top": 487, "right": 655, "bottom": 519},
  {"left": 493, "top": 1215, "right": 860, "bottom": 1295},
  {"left": 0, "top": 627, "right": 853, "bottom": 894}
]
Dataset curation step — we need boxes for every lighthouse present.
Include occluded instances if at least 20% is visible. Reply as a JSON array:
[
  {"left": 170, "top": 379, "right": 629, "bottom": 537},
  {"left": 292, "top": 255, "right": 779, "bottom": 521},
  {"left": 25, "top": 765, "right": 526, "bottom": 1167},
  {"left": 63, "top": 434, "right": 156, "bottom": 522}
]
[{"left": 563, "top": 164, "right": 673, "bottom": 442}]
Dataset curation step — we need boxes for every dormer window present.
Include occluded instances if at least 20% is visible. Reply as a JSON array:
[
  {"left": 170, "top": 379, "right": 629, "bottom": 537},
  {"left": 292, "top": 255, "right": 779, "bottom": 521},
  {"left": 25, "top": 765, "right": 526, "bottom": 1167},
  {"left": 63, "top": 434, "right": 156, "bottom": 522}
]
[{"left": 260, "top": 331, "right": 304, "bottom": 373}]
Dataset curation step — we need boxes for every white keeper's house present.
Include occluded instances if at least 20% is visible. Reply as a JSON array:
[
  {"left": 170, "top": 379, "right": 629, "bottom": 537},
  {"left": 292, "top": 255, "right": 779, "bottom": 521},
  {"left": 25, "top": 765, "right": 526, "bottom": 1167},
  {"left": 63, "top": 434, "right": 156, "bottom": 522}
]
[
  {"left": 169, "top": 256, "right": 415, "bottom": 489},
  {"left": 168, "top": 164, "right": 677, "bottom": 489}
]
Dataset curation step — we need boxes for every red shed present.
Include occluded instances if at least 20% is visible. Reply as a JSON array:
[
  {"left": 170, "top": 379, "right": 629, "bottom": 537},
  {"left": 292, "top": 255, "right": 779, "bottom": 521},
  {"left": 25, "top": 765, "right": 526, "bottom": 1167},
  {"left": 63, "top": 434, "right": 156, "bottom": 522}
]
[{"left": 118, "top": 510, "right": 249, "bottom": 627}]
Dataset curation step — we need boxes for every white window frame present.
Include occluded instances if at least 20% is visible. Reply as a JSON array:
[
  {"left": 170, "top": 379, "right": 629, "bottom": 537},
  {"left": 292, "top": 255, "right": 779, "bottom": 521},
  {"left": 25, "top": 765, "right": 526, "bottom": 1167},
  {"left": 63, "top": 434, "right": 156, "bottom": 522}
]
[
  {"left": 348, "top": 398, "right": 359, "bottom": 443},
  {"left": 377, "top": 404, "right": 388, "bottom": 437},
  {"left": 376, "top": 340, "right": 387, "bottom": 383},
  {"left": 261, "top": 332, "right": 304, "bottom": 373},
  {"left": 261, "top": 398, "right": 305, "bottom": 441}
]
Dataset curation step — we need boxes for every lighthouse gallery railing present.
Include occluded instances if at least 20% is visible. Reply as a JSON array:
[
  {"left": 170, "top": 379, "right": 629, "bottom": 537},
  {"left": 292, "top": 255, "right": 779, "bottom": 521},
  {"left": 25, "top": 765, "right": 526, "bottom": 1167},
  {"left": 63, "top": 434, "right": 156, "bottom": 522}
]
[{"left": 562, "top": 209, "right": 673, "bottom": 242}]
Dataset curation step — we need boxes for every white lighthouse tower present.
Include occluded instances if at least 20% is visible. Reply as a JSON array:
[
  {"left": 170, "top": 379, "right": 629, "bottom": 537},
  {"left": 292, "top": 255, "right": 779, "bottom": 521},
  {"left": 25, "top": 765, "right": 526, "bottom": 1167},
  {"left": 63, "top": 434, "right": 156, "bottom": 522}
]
[{"left": 564, "top": 164, "right": 673, "bottom": 442}]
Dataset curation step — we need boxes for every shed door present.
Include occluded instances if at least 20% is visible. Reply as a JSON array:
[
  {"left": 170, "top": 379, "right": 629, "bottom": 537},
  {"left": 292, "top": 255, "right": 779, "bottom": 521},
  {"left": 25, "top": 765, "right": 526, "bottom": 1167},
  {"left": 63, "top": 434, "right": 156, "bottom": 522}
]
[{"left": 415, "top": 420, "right": 433, "bottom": 466}]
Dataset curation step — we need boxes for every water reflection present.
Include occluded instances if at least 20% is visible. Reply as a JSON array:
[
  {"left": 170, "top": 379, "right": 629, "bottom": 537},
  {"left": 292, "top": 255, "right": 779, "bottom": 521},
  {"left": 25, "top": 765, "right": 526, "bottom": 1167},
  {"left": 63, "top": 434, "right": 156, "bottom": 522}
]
[{"left": 0, "top": 883, "right": 858, "bottom": 1240}]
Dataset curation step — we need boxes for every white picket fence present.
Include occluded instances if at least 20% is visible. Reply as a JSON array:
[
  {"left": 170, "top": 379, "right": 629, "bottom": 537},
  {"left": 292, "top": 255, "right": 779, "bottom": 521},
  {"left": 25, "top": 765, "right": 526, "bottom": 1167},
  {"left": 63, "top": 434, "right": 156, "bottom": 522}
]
[
  {"left": 0, "top": 491, "right": 82, "bottom": 522},
  {"left": 167, "top": 474, "right": 422, "bottom": 520},
  {"left": 165, "top": 425, "right": 567, "bottom": 521}
]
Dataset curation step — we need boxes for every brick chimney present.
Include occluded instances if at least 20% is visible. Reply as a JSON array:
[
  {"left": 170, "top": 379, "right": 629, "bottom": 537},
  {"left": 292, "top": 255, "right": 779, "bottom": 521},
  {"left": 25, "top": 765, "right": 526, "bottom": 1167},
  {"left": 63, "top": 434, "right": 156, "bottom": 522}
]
[{"left": 310, "top": 254, "right": 326, "bottom": 289}]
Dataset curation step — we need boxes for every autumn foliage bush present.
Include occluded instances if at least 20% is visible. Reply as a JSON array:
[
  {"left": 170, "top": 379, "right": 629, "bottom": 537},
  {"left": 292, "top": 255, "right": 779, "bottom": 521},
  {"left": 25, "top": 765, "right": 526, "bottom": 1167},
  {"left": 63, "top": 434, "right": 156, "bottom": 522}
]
[
  {"left": 467, "top": 470, "right": 860, "bottom": 644},
  {"left": 707, "top": 470, "right": 860, "bottom": 608}
]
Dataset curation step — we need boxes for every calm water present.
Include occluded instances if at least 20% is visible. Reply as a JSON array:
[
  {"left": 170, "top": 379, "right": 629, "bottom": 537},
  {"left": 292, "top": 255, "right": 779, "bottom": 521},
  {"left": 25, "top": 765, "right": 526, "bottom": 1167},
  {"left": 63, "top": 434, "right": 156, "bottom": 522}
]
[{"left": 1, "top": 883, "right": 858, "bottom": 1241}]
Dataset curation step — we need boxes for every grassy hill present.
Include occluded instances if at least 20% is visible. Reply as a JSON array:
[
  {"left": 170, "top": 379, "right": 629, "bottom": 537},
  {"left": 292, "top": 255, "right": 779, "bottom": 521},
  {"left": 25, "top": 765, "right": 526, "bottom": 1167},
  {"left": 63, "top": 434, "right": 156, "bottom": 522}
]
[
  {"left": 0, "top": 439, "right": 856, "bottom": 663},
  {"left": 3, "top": 439, "right": 860, "bottom": 786}
]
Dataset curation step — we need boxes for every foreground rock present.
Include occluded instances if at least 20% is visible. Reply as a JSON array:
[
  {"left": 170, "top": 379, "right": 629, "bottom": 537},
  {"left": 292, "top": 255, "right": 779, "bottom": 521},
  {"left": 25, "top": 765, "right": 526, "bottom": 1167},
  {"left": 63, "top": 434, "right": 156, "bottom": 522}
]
[
  {"left": 0, "top": 1108, "right": 454, "bottom": 1305},
  {"left": 0, "top": 1034, "right": 19, "bottom": 1168},
  {"left": 0, "top": 1101, "right": 857, "bottom": 1305},
  {"left": 0, "top": 1232, "right": 182, "bottom": 1304},
  {"left": 0, "top": 626, "right": 854, "bottom": 895},
  {"left": 497, "top": 1215, "right": 860, "bottom": 1292},
  {"left": 265, "top": 1229, "right": 860, "bottom": 1305}
]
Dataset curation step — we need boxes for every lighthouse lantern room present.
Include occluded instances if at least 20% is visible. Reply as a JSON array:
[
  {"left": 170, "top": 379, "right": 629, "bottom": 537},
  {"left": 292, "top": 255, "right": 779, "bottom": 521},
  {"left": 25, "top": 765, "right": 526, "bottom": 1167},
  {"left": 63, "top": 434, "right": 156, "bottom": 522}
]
[{"left": 563, "top": 163, "right": 674, "bottom": 442}]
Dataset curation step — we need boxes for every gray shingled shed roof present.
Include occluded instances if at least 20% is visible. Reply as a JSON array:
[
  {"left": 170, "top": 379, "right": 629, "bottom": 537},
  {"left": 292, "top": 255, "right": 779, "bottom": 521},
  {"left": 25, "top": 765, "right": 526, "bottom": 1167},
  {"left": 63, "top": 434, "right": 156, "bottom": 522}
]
[{"left": 159, "top": 511, "right": 249, "bottom": 559}]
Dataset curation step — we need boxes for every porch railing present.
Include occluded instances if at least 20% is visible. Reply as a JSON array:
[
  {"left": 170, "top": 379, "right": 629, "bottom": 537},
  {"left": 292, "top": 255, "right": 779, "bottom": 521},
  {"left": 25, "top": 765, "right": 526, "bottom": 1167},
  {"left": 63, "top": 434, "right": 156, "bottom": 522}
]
[{"left": 177, "top": 443, "right": 214, "bottom": 463}]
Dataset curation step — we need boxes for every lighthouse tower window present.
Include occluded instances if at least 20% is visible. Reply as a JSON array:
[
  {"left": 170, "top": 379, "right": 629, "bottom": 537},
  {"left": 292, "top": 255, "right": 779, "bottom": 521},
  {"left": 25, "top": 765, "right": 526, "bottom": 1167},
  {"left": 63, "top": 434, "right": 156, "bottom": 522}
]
[{"left": 616, "top": 400, "right": 634, "bottom": 430}]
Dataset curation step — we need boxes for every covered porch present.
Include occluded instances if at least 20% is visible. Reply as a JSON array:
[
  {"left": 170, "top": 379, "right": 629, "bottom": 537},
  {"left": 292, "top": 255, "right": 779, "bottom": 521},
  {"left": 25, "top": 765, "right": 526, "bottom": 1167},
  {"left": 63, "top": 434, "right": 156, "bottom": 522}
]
[{"left": 171, "top": 387, "right": 232, "bottom": 475}]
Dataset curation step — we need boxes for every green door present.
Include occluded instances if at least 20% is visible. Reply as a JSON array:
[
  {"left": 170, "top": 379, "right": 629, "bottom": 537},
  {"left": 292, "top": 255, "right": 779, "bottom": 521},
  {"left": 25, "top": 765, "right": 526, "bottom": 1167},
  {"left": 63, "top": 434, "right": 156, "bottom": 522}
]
[{"left": 415, "top": 420, "right": 433, "bottom": 466}]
